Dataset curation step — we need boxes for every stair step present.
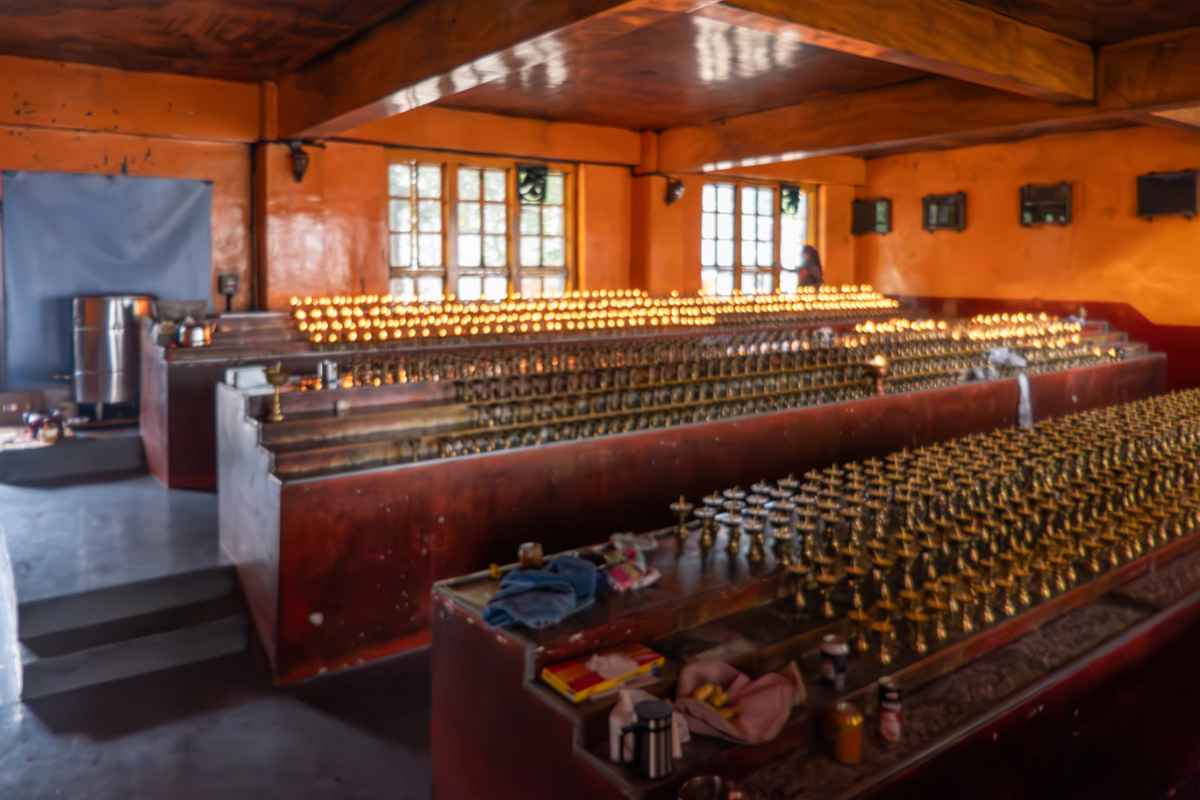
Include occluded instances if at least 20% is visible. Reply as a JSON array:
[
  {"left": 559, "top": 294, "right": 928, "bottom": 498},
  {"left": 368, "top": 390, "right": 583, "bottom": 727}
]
[
  {"left": 20, "top": 614, "right": 248, "bottom": 700},
  {"left": 18, "top": 565, "right": 236, "bottom": 640},
  {"left": 20, "top": 593, "right": 244, "bottom": 658}
]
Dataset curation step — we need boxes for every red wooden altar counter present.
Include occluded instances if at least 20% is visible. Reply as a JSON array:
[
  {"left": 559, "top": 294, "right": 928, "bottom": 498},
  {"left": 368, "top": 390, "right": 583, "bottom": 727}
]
[
  {"left": 430, "top": 533, "right": 1200, "bottom": 800},
  {"left": 148, "top": 312, "right": 892, "bottom": 490},
  {"left": 217, "top": 355, "right": 1165, "bottom": 684}
]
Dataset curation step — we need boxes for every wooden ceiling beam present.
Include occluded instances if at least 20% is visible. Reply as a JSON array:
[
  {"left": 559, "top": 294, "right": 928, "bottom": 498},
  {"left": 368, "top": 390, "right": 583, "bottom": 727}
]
[
  {"left": 1099, "top": 27, "right": 1200, "bottom": 116},
  {"left": 659, "top": 78, "right": 1128, "bottom": 173},
  {"left": 701, "top": 0, "right": 1094, "bottom": 103},
  {"left": 712, "top": 156, "right": 867, "bottom": 187},
  {"left": 277, "top": 0, "right": 721, "bottom": 139}
]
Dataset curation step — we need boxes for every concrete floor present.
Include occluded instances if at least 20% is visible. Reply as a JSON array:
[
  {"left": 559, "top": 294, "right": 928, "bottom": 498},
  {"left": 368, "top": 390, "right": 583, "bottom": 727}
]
[
  {"left": 0, "top": 475, "right": 430, "bottom": 800},
  {"left": 0, "top": 474, "right": 224, "bottom": 604},
  {"left": 0, "top": 650, "right": 432, "bottom": 800}
]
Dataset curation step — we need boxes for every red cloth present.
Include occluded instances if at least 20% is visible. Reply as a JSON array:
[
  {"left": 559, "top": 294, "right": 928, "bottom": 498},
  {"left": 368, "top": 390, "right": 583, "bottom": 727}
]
[{"left": 674, "top": 660, "right": 805, "bottom": 744}]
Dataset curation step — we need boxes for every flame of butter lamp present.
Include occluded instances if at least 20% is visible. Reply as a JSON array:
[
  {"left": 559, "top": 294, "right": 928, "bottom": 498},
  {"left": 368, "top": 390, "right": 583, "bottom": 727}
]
[{"left": 265, "top": 362, "right": 289, "bottom": 423}]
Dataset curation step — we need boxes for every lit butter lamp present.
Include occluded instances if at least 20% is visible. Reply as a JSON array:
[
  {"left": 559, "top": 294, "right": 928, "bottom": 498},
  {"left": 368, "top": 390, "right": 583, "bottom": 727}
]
[{"left": 867, "top": 354, "right": 891, "bottom": 396}]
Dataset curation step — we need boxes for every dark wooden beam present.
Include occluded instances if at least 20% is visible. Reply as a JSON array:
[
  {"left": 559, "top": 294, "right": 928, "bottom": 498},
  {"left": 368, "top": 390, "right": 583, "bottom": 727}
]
[
  {"left": 702, "top": 0, "right": 1094, "bottom": 103},
  {"left": 1099, "top": 27, "right": 1200, "bottom": 113},
  {"left": 277, "top": 0, "right": 720, "bottom": 138},
  {"left": 659, "top": 78, "right": 1128, "bottom": 173}
]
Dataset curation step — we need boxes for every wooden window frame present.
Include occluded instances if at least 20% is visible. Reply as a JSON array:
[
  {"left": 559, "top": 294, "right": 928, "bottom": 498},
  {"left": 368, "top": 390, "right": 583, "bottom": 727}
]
[
  {"left": 386, "top": 159, "right": 449, "bottom": 301},
  {"left": 701, "top": 178, "right": 818, "bottom": 295},
  {"left": 384, "top": 148, "right": 577, "bottom": 300}
]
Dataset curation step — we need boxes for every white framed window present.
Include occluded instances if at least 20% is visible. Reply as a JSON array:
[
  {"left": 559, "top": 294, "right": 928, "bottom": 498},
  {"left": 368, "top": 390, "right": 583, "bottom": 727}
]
[
  {"left": 700, "top": 183, "right": 736, "bottom": 296},
  {"left": 388, "top": 161, "right": 445, "bottom": 301},
  {"left": 455, "top": 166, "right": 510, "bottom": 302},
  {"left": 517, "top": 170, "right": 568, "bottom": 298}
]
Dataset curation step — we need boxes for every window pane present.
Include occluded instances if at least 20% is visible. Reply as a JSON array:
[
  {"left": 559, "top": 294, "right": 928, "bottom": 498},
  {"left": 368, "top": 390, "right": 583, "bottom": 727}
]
[
  {"left": 757, "top": 241, "right": 773, "bottom": 266},
  {"left": 741, "top": 186, "right": 756, "bottom": 212},
  {"left": 483, "top": 235, "right": 506, "bottom": 267},
  {"left": 543, "top": 206, "right": 564, "bottom": 236},
  {"left": 458, "top": 202, "right": 481, "bottom": 233},
  {"left": 716, "top": 270, "right": 734, "bottom": 296},
  {"left": 483, "top": 169, "right": 506, "bottom": 201},
  {"left": 457, "top": 168, "right": 480, "bottom": 200},
  {"left": 545, "top": 173, "right": 564, "bottom": 205},
  {"left": 757, "top": 216, "right": 773, "bottom": 242},
  {"left": 484, "top": 275, "right": 508, "bottom": 301},
  {"left": 741, "top": 239, "right": 757, "bottom": 267},
  {"left": 716, "top": 184, "right": 735, "bottom": 213},
  {"left": 701, "top": 268, "right": 717, "bottom": 295},
  {"left": 702, "top": 184, "right": 717, "bottom": 212},
  {"left": 389, "top": 164, "right": 411, "bottom": 196},
  {"left": 717, "top": 213, "right": 734, "bottom": 239},
  {"left": 417, "top": 165, "right": 441, "bottom": 198},
  {"left": 418, "top": 200, "right": 441, "bottom": 232},
  {"left": 521, "top": 277, "right": 542, "bottom": 297},
  {"left": 701, "top": 212, "right": 716, "bottom": 239},
  {"left": 520, "top": 206, "right": 541, "bottom": 235},
  {"left": 757, "top": 188, "right": 773, "bottom": 216},
  {"left": 483, "top": 203, "right": 506, "bottom": 234},
  {"left": 741, "top": 271, "right": 756, "bottom": 294},
  {"left": 389, "top": 200, "right": 411, "bottom": 232},
  {"left": 757, "top": 272, "right": 774, "bottom": 294},
  {"left": 520, "top": 236, "right": 541, "bottom": 267},
  {"left": 417, "top": 275, "right": 443, "bottom": 300},
  {"left": 458, "top": 234, "right": 482, "bottom": 267},
  {"left": 418, "top": 233, "right": 442, "bottom": 267},
  {"left": 716, "top": 240, "right": 734, "bottom": 267},
  {"left": 390, "top": 276, "right": 414, "bottom": 300},
  {"left": 457, "top": 275, "right": 482, "bottom": 301},
  {"left": 700, "top": 239, "right": 716, "bottom": 267},
  {"left": 391, "top": 234, "right": 411, "bottom": 267},
  {"left": 543, "top": 274, "right": 565, "bottom": 297},
  {"left": 543, "top": 237, "right": 565, "bottom": 267},
  {"left": 780, "top": 270, "right": 798, "bottom": 293}
]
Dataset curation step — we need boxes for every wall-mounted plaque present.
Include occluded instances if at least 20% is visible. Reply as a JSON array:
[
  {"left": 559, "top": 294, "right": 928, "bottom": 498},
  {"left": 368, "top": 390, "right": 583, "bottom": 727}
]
[
  {"left": 1137, "top": 170, "right": 1198, "bottom": 220},
  {"left": 852, "top": 198, "right": 892, "bottom": 235},
  {"left": 922, "top": 192, "right": 966, "bottom": 232},
  {"left": 1020, "top": 182, "right": 1072, "bottom": 226}
]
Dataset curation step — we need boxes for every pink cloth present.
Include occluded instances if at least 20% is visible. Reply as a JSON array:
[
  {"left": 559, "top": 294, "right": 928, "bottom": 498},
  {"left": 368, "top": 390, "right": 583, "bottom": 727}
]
[{"left": 674, "top": 660, "right": 805, "bottom": 744}]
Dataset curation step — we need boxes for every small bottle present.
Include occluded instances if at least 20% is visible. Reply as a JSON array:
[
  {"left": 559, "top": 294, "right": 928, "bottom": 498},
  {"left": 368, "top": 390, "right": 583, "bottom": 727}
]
[
  {"left": 831, "top": 701, "right": 864, "bottom": 765},
  {"left": 878, "top": 677, "right": 903, "bottom": 745},
  {"left": 820, "top": 634, "right": 849, "bottom": 691}
]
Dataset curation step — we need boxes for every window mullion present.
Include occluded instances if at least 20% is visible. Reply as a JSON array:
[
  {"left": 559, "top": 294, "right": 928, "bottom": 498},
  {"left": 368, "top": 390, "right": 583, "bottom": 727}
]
[
  {"left": 445, "top": 161, "right": 458, "bottom": 299},
  {"left": 733, "top": 183, "right": 743, "bottom": 295}
]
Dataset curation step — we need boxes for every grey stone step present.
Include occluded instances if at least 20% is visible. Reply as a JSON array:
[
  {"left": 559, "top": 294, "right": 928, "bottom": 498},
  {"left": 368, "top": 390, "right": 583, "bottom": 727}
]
[
  {"left": 18, "top": 565, "right": 237, "bottom": 640},
  {"left": 20, "top": 614, "right": 248, "bottom": 700}
]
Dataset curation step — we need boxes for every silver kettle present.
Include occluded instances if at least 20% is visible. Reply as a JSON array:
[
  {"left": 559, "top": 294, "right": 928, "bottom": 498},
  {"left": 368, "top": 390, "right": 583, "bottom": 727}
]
[
  {"left": 175, "top": 317, "right": 213, "bottom": 348},
  {"left": 619, "top": 699, "right": 675, "bottom": 781}
]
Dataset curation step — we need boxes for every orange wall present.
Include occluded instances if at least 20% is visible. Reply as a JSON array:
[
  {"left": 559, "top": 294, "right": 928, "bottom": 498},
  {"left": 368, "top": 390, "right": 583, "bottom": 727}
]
[
  {"left": 257, "top": 142, "right": 388, "bottom": 310},
  {"left": 857, "top": 125, "right": 1200, "bottom": 325},
  {"left": 631, "top": 175, "right": 703, "bottom": 295},
  {"left": 820, "top": 185, "right": 856, "bottom": 285},
  {"left": 578, "top": 165, "right": 632, "bottom": 291},
  {"left": 0, "top": 125, "right": 252, "bottom": 311}
]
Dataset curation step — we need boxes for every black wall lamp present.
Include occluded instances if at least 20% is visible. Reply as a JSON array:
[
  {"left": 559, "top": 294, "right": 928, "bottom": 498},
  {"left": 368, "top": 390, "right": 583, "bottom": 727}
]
[
  {"left": 287, "top": 140, "right": 326, "bottom": 183},
  {"left": 665, "top": 179, "right": 686, "bottom": 205}
]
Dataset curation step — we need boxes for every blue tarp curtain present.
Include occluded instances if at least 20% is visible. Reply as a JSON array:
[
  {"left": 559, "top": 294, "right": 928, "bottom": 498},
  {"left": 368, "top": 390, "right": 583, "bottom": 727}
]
[{"left": 1, "top": 171, "right": 212, "bottom": 389}]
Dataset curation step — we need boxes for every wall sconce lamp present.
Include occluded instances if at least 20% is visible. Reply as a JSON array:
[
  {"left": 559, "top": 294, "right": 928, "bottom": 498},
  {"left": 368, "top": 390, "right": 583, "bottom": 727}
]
[
  {"left": 287, "top": 140, "right": 326, "bottom": 183},
  {"left": 665, "top": 179, "right": 686, "bottom": 206}
]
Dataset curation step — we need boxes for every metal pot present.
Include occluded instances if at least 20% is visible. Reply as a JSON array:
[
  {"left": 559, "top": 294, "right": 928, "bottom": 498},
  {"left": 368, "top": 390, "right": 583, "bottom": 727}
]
[{"left": 176, "top": 318, "right": 214, "bottom": 348}]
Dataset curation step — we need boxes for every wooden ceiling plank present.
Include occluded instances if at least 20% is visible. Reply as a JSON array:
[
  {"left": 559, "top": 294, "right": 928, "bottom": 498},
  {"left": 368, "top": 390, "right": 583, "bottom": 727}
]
[
  {"left": 701, "top": 0, "right": 1095, "bottom": 103},
  {"left": 277, "top": 0, "right": 722, "bottom": 139},
  {"left": 1098, "top": 27, "right": 1200, "bottom": 112},
  {"left": 659, "top": 78, "right": 1126, "bottom": 172}
]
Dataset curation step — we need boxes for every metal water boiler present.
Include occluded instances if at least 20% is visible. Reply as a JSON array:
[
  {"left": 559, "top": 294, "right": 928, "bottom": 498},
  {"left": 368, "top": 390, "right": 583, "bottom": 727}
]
[{"left": 72, "top": 295, "right": 154, "bottom": 411}]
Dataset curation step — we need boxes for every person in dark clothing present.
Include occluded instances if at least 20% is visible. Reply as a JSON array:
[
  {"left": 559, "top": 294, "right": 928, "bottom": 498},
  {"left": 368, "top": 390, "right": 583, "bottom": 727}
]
[{"left": 799, "top": 245, "right": 823, "bottom": 287}]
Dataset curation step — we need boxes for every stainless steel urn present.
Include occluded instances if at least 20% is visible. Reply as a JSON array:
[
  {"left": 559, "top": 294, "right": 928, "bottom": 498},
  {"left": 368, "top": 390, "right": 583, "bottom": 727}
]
[{"left": 72, "top": 295, "right": 154, "bottom": 407}]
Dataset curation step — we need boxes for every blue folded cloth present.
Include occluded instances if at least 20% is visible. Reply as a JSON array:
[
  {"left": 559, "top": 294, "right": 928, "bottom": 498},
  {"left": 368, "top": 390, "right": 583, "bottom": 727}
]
[{"left": 483, "top": 556, "right": 598, "bottom": 630}]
